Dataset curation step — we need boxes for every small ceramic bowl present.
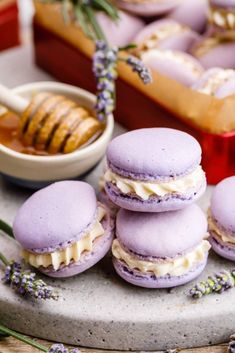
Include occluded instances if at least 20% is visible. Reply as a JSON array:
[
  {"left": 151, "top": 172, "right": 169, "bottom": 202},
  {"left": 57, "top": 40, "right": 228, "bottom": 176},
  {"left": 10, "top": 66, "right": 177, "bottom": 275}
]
[{"left": 0, "top": 81, "right": 114, "bottom": 189}]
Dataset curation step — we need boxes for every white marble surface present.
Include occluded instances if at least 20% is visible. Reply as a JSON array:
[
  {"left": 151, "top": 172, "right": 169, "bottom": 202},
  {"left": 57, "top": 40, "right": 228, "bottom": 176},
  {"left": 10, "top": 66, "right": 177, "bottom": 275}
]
[{"left": 0, "top": 46, "right": 234, "bottom": 351}]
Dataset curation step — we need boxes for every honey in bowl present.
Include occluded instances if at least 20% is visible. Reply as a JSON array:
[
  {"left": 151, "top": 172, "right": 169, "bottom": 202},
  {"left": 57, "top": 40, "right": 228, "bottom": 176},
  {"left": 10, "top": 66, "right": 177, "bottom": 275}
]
[{"left": 0, "top": 93, "right": 104, "bottom": 156}]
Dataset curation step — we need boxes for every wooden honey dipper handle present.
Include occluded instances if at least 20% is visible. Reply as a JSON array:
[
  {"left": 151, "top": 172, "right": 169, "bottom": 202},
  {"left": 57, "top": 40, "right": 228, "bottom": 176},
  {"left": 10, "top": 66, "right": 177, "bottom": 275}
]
[{"left": 0, "top": 84, "right": 29, "bottom": 115}]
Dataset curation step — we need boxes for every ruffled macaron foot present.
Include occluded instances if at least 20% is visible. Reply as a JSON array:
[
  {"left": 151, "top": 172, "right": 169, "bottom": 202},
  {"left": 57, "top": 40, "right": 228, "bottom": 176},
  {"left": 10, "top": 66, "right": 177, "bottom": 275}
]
[
  {"left": 105, "top": 180, "right": 206, "bottom": 213},
  {"left": 113, "top": 257, "right": 207, "bottom": 288}
]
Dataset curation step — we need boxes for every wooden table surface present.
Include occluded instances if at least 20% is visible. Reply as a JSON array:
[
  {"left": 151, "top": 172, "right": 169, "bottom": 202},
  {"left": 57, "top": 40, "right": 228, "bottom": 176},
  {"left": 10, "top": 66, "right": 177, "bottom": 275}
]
[{"left": 0, "top": 337, "right": 229, "bottom": 353}]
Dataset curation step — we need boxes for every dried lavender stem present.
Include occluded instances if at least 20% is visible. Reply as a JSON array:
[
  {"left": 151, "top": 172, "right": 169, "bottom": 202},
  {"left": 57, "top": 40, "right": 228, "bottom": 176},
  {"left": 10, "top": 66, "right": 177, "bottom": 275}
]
[
  {"left": 0, "top": 325, "right": 47, "bottom": 352},
  {"left": 0, "top": 252, "right": 9, "bottom": 266},
  {"left": 0, "top": 219, "right": 14, "bottom": 238}
]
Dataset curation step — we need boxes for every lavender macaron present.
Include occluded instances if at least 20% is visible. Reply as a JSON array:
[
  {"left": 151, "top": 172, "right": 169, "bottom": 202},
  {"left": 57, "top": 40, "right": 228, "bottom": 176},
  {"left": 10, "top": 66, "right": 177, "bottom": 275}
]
[
  {"left": 134, "top": 19, "right": 200, "bottom": 53},
  {"left": 112, "top": 206, "right": 210, "bottom": 288},
  {"left": 114, "top": 0, "right": 182, "bottom": 17},
  {"left": 13, "top": 181, "right": 114, "bottom": 278},
  {"left": 96, "top": 10, "right": 144, "bottom": 47},
  {"left": 141, "top": 49, "right": 204, "bottom": 86},
  {"left": 208, "top": 176, "right": 235, "bottom": 261},
  {"left": 169, "top": 0, "right": 209, "bottom": 33},
  {"left": 192, "top": 68, "right": 235, "bottom": 98},
  {"left": 104, "top": 128, "right": 207, "bottom": 212}
]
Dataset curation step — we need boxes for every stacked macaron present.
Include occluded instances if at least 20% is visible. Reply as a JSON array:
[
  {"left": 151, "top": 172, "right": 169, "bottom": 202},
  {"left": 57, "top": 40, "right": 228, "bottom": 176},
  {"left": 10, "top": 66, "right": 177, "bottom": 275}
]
[
  {"left": 13, "top": 181, "right": 114, "bottom": 278},
  {"left": 103, "top": 128, "right": 211, "bottom": 288},
  {"left": 208, "top": 176, "right": 235, "bottom": 261}
]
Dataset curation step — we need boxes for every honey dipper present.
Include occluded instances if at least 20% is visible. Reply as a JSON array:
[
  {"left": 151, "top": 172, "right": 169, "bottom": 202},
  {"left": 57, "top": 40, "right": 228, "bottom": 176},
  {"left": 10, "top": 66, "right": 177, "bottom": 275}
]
[{"left": 0, "top": 84, "right": 103, "bottom": 154}]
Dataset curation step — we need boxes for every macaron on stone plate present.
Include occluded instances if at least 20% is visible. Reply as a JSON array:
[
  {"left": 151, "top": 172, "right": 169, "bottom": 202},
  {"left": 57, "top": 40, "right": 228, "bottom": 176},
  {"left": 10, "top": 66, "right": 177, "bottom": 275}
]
[
  {"left": 13, "top": 181, "right": 114, "bottom": 278},
  {"left": 104, "top": 128, "right": 206, "bottom": 212},
  {"left": 112, "top": 205, "right": 210, "bottom": 288},
  {"left": 1, "top": 161, "right": 235, "bottom": 350},
  {"left": 208, "top": 176, "right": 235, "bottom": 261}
]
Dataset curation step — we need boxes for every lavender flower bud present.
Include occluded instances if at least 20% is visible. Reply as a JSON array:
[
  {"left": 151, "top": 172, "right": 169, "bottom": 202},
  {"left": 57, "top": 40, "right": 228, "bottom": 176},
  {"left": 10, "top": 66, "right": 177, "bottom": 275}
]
[
  {"left": 189, "top": 269, "right": 235, "bottom": 298},
  {"left": 126, "top": 56, "right": 152, "bottom": 85},
  {"left": 49, "top": 344, "right": 81, "bottom": 353},
  {"left": 2, "top": 261, "right": 59, "bottom": 300},
  {"left": 229, "top": 334, "right": 235, "bottom": 353}
]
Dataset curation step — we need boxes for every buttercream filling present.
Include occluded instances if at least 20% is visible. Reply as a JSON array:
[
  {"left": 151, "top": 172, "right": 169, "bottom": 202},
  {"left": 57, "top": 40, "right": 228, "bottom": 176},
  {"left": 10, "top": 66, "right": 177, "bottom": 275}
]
[
  {"left": 141, "top": 49, "right": 204, "bottom": 77},
  {"left": 208, "top": 211, "right": 235, "bottom": 245},
  {"left": 112, "top": 238, "right": 210, "bottom": 277},
  {"left": 22, "top": 206, "right": 106, "bottom": 271},
  {"left": 210, "top": 8, "right": 235, "bottom": 29},
  {"left": 104, "top": 166, "right": 205, "bottom": 200},
  {"left": 195, "top": 69, "right": 235, "bottom": 96},
  {"left": 139, "top": 23, "right": 188, "bottom": 51}
]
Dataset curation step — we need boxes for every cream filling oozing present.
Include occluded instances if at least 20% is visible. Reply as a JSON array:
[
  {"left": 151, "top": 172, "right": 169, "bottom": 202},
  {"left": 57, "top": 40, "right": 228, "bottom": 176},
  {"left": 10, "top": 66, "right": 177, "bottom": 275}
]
[
  {"left": 112, "top": 239, "right": 210, "bottom": 277},
  {"left": 208, "top": 211, "right": 235, "bottom": 245},
  {"left": 139, "top": 23, "right": 187, "bottom": 51},
  {"left": 104, "top": 166, "right": 205, "bottom": 200},
  {"left": 210, "top": 8, "right": 235, "bottom": 29},
  {"left": 22, "top": 206, "right": 106, "bottom": 271},
  {"left": 195, "top": 69, "right": 235, "bottom": 96},
  {"left": 141, "top": 49, "right": 204, "bottom": 77}
]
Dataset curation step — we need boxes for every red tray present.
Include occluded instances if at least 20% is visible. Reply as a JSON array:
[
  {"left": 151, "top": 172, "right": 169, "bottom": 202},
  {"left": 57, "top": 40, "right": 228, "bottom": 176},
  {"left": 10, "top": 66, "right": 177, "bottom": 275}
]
[
  {"left": 0, "top": 1, "right": 20, "bottom": 51},
  {"left": 33, "top": 17, "right": 235, "bottom": 185}
]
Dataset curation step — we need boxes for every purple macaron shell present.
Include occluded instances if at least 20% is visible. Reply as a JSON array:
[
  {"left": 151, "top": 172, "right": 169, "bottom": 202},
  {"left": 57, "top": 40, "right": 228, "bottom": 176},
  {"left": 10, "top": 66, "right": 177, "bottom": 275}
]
[
  {"left": 142, "top": 49, "right": 204, "bottom": 86},
  {"left": 169, "top": 0, "right": 209, "bottom": 33},
  {"left": 40, "top": 212, "right": 114, "bottom": 278},
  {"left": 113, "top": 257, "right": 207, "bottom": 288},
  {"left": 209, "top": 234, "right": 235, "bottom": 261},
  {"left": 114, "top": 0, "right": 181, "bottom": 17},
  {"left": 105, "top": 180, "right": 206, "bottom": 212},
  {"left": 134, "top": 19, "right": 200, "bottom": 53},
  {"left": 210, "top": 176, "right": 235, "bottom": 235},
  {"left": 116, "top": 206, "right": 207, "bottom": 258},
  {"left": 107, "top": 128, "right": 202, "bottom": 180},
  {"left": 13, "top": 181, "right": 98, "bottom": 253},
  {"left": 96, "top": 11, "right": 144, "bottom": 47},
  {"left": 210, "top": 0, "right": 235, "bottom": 8},
  {"left": 192, "top": 68, "right": 235, "bottom": 98},
  {"left": 195, "top": 40, "right": 235, "bottom": 69}
]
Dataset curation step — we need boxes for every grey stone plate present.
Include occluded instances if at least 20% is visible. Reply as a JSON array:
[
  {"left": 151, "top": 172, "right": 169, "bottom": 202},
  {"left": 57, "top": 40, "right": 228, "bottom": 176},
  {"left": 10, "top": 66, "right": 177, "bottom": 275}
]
[
  {"left": 0, "top": 46, "right": 234, "bottom": 351},
  {"left": 0, "top": 176, "right": 235, "bottom": 351}
]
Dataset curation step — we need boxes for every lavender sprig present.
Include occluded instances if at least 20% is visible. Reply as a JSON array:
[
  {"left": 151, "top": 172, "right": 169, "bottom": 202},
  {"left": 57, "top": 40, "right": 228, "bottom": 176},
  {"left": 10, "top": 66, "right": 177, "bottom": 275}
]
[
  {"left": 228, "top": 334, "right": 235, "bottom": 353},
  {"left": 93, "top": 40, "right": 118, "bottom": 121},
  {"left": 126, "top": 56, "right": 152, "bottom": 85},
  {"left": 189, "top": 269, "right": 235, "bottom": 298},
  {"left": 49, "top": 343, "right": 81, "bottom": 353},
  {"left": 2, "top": 260, "right": 59, "bottom": 300}
]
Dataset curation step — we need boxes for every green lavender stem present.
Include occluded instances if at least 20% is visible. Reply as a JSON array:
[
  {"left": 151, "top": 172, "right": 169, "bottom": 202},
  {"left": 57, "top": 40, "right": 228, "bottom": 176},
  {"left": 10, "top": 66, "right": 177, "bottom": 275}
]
[
  {"left": 0, "top": 220, "right": 14, "bottom": 238},
  {"left": 83, "top": 5, "right": 106, "bottom": 41},
  {"left": 0, "top": 252, "right": 9, "bottom": 266},
  {"left": 0, "top": 325, "right": 48, "bottom": 352}
]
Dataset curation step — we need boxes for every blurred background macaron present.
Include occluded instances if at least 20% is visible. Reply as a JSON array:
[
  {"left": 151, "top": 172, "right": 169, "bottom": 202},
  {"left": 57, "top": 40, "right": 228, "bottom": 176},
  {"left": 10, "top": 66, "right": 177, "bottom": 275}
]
[
  {"left": 141, "top": 49, "right": 204, "bottom": 86},
  {"left": 112, "top": 206, "right": 210, "bottom": 288},
  {"left": 134, "top": 19, "right": 200, "bottom": 53},
  {"left": 114, "top": 0, "right": 182, "bottom": 17},
  {"left": 104, "top": 128, "right": 207, "bottom": 212},
  {"left": 208, "top": 176, "right": 235, "bottom": 261},
  {"left": 209, "top": 0, "right": 235, "bottom": 30},
  {"left": 13, "top": 181, "right": 114, "bottom": 278},
  {"left": 192, "top": 68, "right": 235, "bottom": 98},
  {"left": 192, "top": 35, "right": 235, "bottom": 69},
  {"left": 96, "top": 10, "right": 144, "bottom": 46},
  {"left": 169, "top": 0, "right": 209, "bottom": 33}
]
